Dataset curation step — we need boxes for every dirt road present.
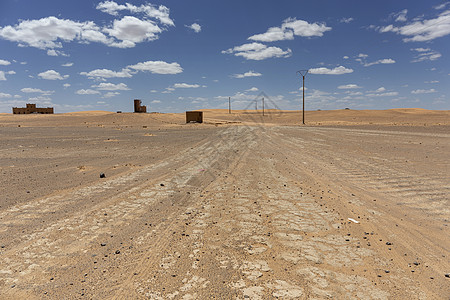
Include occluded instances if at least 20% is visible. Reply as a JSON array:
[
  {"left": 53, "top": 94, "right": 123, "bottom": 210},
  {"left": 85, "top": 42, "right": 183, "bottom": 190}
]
[{"left": 0, "top": 120, "right": 449, "bottom": 299}]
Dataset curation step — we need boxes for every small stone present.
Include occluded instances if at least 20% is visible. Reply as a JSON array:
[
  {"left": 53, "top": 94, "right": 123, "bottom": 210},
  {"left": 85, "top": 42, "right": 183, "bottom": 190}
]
[
  {"left": 386, "top": 242, "right": 392, "bottom": 245},
  {"left": 385, "top": 270, "right": 390, "bottom": 273},
  {"left": 160, "top": 183, "right": 165, "bottom": 186},
  {"left": 50, "top": 277, "right": 54, "bottom": 281},
  {"left": 101, "top": 243, "right": 106, "bottom": 247},
  {"left": 413, "top": 262, "right": 419, "bottom": 266},
  {"left": 115, "top": 250, "right": 120, "bottom": 254},
  {"left": 445, "top": 274, "right": 450, "bottom": 278},
  {"left": 100, "top": 173, "right": 106, "bottom": 178}
]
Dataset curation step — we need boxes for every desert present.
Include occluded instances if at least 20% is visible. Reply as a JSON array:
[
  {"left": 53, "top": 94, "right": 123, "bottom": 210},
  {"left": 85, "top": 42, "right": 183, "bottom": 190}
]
[{"left": 0, "top": 108, "right": 449, "bottom": 299}]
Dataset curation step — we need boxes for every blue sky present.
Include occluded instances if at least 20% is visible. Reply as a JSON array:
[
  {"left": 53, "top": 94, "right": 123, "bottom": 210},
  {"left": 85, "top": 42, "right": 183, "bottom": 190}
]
[{"left": 0, "top": 0, "right": 449, "bottom": 113}]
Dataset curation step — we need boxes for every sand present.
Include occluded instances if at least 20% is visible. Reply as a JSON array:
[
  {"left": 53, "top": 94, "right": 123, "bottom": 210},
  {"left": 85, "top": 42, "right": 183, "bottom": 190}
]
[{"left": 0, "top": 109, "right": 449, "bottom": 299}]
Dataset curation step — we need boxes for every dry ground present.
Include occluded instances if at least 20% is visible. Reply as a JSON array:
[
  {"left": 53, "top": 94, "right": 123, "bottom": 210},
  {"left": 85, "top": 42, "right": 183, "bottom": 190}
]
[{"left": 0, "top": 109, "right": 449, "bottom": 299}]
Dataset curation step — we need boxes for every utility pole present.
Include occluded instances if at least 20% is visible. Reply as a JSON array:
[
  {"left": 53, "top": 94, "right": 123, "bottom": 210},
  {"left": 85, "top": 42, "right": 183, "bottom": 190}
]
[
  {"left": 228, "top": 97, "right": 231, "bottom": 114},
  {"left": 297, "top": 70, "right": 309, "bottom": 125},
  {"left": 262, "top": 97, "right": 265, "bottom": 116},
  {"left": 255, "top": 100, "right": 257, "bottom": 111}
]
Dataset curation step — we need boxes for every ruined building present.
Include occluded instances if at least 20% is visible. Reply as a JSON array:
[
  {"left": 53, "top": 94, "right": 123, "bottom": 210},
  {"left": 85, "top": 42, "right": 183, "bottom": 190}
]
[
  {"left": 12, "top": 103, "right": 54, "bottom": 114},
  {"left": 134, "top": 99, "right": 147, "bottom": 113}
]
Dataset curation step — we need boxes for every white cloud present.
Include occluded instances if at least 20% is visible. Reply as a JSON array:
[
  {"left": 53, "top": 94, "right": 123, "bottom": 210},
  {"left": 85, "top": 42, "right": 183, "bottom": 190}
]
[
  {"left": 92, "top": 82, "right": 130, "bottom": 91},
  {"left": 63, "top": 83, "right": 71, "bottom": 88},
  {"left": 222, "top": 42, "right": 292, "bottom": 60},
  {"left": 248, "top": 17, "right": 331, "bottom": 42},
  {"left": 232, "top": 70, "right": 262, "bottom": 78},
  {"left": 151, "top": 100, "right": 161, "bottom": 103},
  {"left": 0, "top": 71, "right": 6, "bottom": 81},
  {"left": 21, "top": 87, "right": 54, "bottom": 95},
  {"left": 76, "top": 89, "right": 101, "bottom": 95},
  {"left": 340, "top": 17, "right": 354, "bottom": 24},
  {"left": 38, "top": 69, "right": 69, "bottom": 80},
  {"left": 0, "top": 16, "right": 108, "bottom": 49},
  {"left": 366, "top": 91, "right": 399, "bottom": 97},
  {"left": 150, "top": 90, "right": 158, "bottom": 93},
  {"left": 364, "top": 58, "right": 396, "bottom": 67},
  {"left": 343, "top": 56, "right": 349, "bottom": 59},
  {"left": 411, "top": 88, "right": 437, "bottom": 94},
  {"left": 62, "top": 62, "right": 73, "bottom": 67},
  {"left": 96, "top": 1, "right": 174, "bottom": 26},
  {"left": 0, "top": 59, "right": 11, "bottom": 65},
  {"left": 309, "top": 66, "right": 353, "bottom": 75},
  {"left": 47, "top": 49, "right": 68, "bottom": 56},
  {"left": 128, "top": 60, "right": 183, "bottom": 74},
  {"left": 375, "top": 87, "right": 386, "bottom": 92},
  {"left": 393, "top": 9, "right": 408, "bottom": 22},
  {"left": 173, "top": 83, "right": 200, "bottom": 88},
  {"left": 246, "top": 87, "right": 259, "bottom": 92},
  {"left": 378, "top": 9, "right": 450, "bottom": 42},
  {"left": 104, "top": 16, "right": 162, "bottom": 48},
  {"left": 410, "top": 48, "right": 441, "bottom": 62},
  {"left": 102, "top": 92, "right": 120, "bottom": 98},
  {"left": 0, "top": 92, "right": 12, "bottom": 98},
  {"left": 0, "top": 7, "right": 174, "bottom": 51},
  {"left": 80, "top": 68, "right": 133, "bottom": 79},
  {"left": 338, "top": 84, "right": 361, "bottom": 89},
  {"left": 186, "top": 23, "right": 201, "bottom": 33},
  {"left": 357, "top": 53, "right": 369, "bottom": 58}
]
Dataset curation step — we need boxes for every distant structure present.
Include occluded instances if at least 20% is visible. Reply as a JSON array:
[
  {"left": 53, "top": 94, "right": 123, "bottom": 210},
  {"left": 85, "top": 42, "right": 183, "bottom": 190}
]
[
  {"left": 134, "top": 99, "right": 147, "bottom": 113},
  {"left": 12, "top": 103, "right": 54, "bottom": 114},
  {"left": 186, "top": 111, "right": 203, "bottom": 123}
]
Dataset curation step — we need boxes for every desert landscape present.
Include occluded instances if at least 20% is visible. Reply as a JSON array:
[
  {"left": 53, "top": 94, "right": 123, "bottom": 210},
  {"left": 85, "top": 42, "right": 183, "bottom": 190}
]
[{"left": 0, "top": 108, "right": 449, "bottom": 299}]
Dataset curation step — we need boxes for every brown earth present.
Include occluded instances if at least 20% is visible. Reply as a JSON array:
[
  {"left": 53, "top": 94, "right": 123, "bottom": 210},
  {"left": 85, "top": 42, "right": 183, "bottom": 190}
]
[{"left": 0, "top": 109, "right": 449, "bottom": 299}]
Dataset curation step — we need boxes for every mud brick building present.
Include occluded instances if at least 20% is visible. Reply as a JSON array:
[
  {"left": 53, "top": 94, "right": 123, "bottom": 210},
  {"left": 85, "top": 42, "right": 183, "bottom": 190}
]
[
  {"left": 12, "top": 103, "right": 54, "bottom": 114},
  {"left": 134, "top": 99, "right": 147, "bottom": 113}
]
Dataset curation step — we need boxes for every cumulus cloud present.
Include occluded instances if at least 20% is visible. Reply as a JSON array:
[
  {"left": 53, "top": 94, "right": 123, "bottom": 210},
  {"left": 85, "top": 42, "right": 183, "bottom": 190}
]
[
  {"left": 0, "top": 16, "right": 109, "bottom": 49},
  {"left": 186, "top": 23, "right": 201, "bottom": 33},
  {"left": 246, "top": 87, "right": 259, "bottom": 92},
  {"left": 378, "top": 9, "right": 450, "bottom": 42},
  {"left": 173, "top": 83, "right": 200, "bottom": 88},
  {"left": 102, "top": 92, "right": 120, "bottom": 98},
  {"left": 222, "top": 42, "right": 292, "bottom": 60},
  {"left": 411, "top": 88, "right": 437, "bottom": 94},
  {"left": 62, "top": 62, "right": 73, "bottom": 67},
  {"left": 63, "top": 83, "right": 71, "bottom": 88},
  {"left": 340, "top": 17, "right": 354, "bottom": 24},
  {"left": 410, "top": 48, "right": 442, "bottom": 62},
  {"left": 0, "top": 92, "right": 12, "bottom": 98},
  {"left": 248, "top": 17, "right": 331, "bottom": 42},
  {"left": 0, "top": 59, "right": 11, "bottom": 65},
  {"left": 38, "top": 70, "right": 69, "bottom": 80},
  {"left": 127, "top": 60, "right": 183, "bottom": 74},
  {"left": 104, "top": 16, "right": 162, "bottom": 48},
  {"left": 366, "top": 91, "right": 399, "bottom": 97},
  {"left": 76, "top": 89, "right": 101, "bottom": 95},
  {"left": 232, "top": 70, "right": 262, "bottom": 78},
  {"left": 338, "top": 84, "right": 361, "bottom": 89},
  {"left": 96, "top": 1, "right": 174, "bottom": 26},
  {"left": 80, "top": 68, "right": 133, "bottom": 79},
  {"left": 21, "top": 87, "right": 54, "bottom": 95},
  {"left": 393, "top": 9, "right": 408, "bottom": 22},
  {"left": 0, "top": 1, "right": 175, "bottom": 52},
  {"left": 0, "top": 71, "right": 6, "bottom": 81},
  {"left": 363, "top": 58, "right": 396, "bottom": 67},
  {"left": 309, "top": 66, "right": 353, "bottom": 75},
  {"left": 47, "top": 49, "right": 68, "bottom": 56},
  {"left": 92, "top": 82, "right": 130, "bottom": 91}
]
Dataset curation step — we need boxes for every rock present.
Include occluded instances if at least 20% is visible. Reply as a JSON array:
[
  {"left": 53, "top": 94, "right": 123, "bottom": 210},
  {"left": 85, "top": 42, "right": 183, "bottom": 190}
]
[
  {"left": 386, "top": 242, "right": 392, "bottom": 245},
  {"left": 160, "top": 183, "right": 165, "bottom": 186},
  {"left": 445, "top": 274, "right": 449, "bottom": 278},
  {"left": 115, "top": 250, "right": 120, "bottom": 254},
  {"left": 100, "top": 173, "right": 106, "bottom": 178},
  {"left": 101, "top": 243, "right": 106, "bottom": 247}
]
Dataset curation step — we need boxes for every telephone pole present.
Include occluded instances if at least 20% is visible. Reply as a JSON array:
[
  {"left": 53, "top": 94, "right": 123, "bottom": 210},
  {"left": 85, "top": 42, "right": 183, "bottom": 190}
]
[
  {"left": 297, "top": 70, "right": 309, "bottom": 125},
  {"left": 262, "top": 97, "right": 265, "bottom": 116},
  {"left": 228, "top": 97, "right": 231, "bottom": 114}
]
